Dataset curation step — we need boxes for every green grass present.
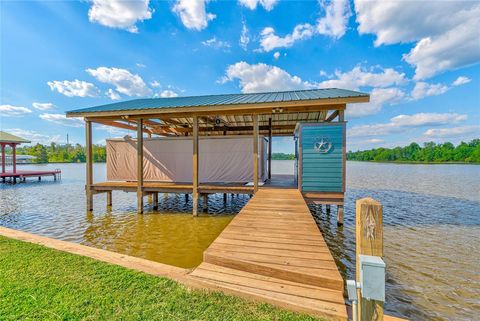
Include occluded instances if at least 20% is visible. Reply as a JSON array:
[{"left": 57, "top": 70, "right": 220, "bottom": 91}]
[{"left": 0, "top": 236, "right": 320, "bottom": 321}]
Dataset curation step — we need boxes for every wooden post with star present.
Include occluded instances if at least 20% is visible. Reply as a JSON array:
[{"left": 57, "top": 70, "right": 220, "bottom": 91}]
[{"left": 356, "top": 197, "right": 384, "bottom": 321}]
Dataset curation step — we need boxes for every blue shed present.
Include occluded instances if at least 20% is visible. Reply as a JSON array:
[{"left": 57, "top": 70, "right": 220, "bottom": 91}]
[{"left": 295, "top": 122, "right": 346, "bottom": 212}]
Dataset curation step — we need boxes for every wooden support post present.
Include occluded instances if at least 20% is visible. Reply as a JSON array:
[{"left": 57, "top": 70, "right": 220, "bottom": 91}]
[
  {"left": 137, "top": 118, "right": 144, "bottom": 214},
  {"left": 253, "top": 114, "right": 259, "bottom": 193},
  {"left": 223, "top": 193, "right": 227, "bottom": 203},
  {"left": 192, "top": 115, "right": 199, "bottom": 216},
  {"left": 153, "top": 192, "right": 158, "bottom": 210},
  {"left": 12, "top": 144, "right": 16, "bottom": 173},
  {"left": 356, "top": 198, "right": 384, "bottom": 321},
  {"left": 338, "top": 109, "right": 345, "bottom": 122},
  {"left": 147, "top": 133, "right": 153, "bottom": 205},
  {"left": 106, "top": 191, "right": 112, "bottom": 207},
  {"left": 268, "top": 117, "right": 272, "bottom": 180},
  {"left": 203, "top": 193, "right": 208, "bottom": 212},
  {"left": 85, "top": 120, "right": 93, "bottom": 212},
  {"left": 326, "top": 204, "right": 331, "bottom": 214},
  {"left": 337, "top": 205, "right": 344, "bottom": 226},
  {"left": 1, "top": 144, "right": 5, "bottom": 173}
]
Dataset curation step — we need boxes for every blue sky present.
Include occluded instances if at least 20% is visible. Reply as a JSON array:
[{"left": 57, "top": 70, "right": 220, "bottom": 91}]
[{"left": 1, "top": 0, "right": 479, "bottom": 153}]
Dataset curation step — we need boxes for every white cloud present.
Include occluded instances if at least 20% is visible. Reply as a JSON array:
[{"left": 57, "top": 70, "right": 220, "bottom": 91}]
[
  {"left": 390, "top": 113, "right": 467, "bottom": 127},
  {"left": 349, "top": 112, "right": 468, "bottom": 137},
  {"left": 452, "top": 76, "right": 471, "bottom": 86},
  {"left": 136, "top": 63, "right": 146, "bottom": 68},
  {"left": 5, "top": 128, "right": 61, "bottom": 145},
  {"left": 221, "top": 61, "right": 317, "bottom": 93},
  {"left": 0, "top": 104, "right": 32, "bottom": 117},
  {"left": 238, "top": 0, "right": 278, "bottom": 11},
  {"left": 424, "top": 125, "right": 480, "bottom": 138},
  {"left": 88, "top": 0, "right": 153, "bottom": 33},
  {"left": 47, "top": 80, "right": 99, "bottom": 97},
  {"left": 32, "top": 102, "right": 55, "bottom": 110},
  {"left": 410, "top": 82, "right": 449, "bottom": 101},
  {"left": 39, "top": 113, "right": 84, "bottom": 128},
  {"left": 106, "top": 88, "right": 121, "bottom": 100},
  {"left": 316, "top": 0, "right": 351, "bottom": 38},
  {"left": 346, "top": 87, "right": 406, "bottom": 118},
  {"left": 273, "top": 51, "right": 280, "bottom": 60},
  {"left": 260, "top": 24, "right": 315, "bottom": 52},
  {"left": 150, "top": 80, "right": 161, "bottom": 88},
  {"left": 239, "top": 21, "right": 250, "bottom": 50},
  {"left": 159, "top": 90, "right": 179, "bottom": 98},
  {"left": 201, "top": 37, "right": 231, "bottom": 50},
  {"left": 367, "top": 138, "right": 384, "bottom": 144},
  {"left": 354, "top": 0, "right": 480, "bottom": 79},
  {"left": 172, "top": 0, "right": 215, "bottom": 31},
  {"left": 319, "top": 66, "right": 407, "bottom": 90},
  {"left": 259, "top": 0, "right": 351, "bottom": 51},
  {"left": 86, "top": 67, "right": 151, "bottom": 97}
]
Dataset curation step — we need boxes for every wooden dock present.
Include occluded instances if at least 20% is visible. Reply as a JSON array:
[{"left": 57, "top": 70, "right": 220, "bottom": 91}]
[
  {"left": 0, "top": 169, "right": 61, "bottom": 184},
  {"left": 189, "top": 187, "right": 348, "bottom": 320}
]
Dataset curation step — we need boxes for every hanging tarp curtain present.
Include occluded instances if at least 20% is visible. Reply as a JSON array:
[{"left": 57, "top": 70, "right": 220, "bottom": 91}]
[{"left": 106, "top": 136, "right": 267, "bottom": 183}]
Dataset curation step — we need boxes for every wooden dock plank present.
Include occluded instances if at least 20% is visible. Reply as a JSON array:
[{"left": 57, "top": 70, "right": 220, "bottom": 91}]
[{"left": 189, "top": 187, "right": 347, "bottom": 320}]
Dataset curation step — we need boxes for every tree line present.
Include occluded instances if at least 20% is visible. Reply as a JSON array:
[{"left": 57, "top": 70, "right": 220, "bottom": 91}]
[
  {"left": 6, "top": 139, "right": 480, "bottom": 164},
  {"left": 347, "top": 139, "right": 480, "bottom": 163},
  {"left": 6, "top": 143, "right": 106, "bottom": 163}
]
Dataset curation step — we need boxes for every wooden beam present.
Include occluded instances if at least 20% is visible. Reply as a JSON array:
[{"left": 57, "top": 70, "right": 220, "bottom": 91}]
[
  {"left": 338, "top": 109, "right": 345, "bottom": 122},
  {"left": 151, "top": 124, "right": 297, "bottom": 135},
  {"left": 253, "top": 114, "right": 259, "bottom": 193},
  {"left": 325, "top": 110, "right": 339, "bottom": 122},
  {"left": 356, "top": 198, "right": 384, "bottom": 320},
  {"left": 268, "top": 117, "right": 272, "bottom": 180},
  {"left": 137, "top": 119, "right": 144, "bottom": 214},
  {"left": 85, "top": 120, "right": 93, "bottom": 211},
  {"left": 192, "top": 116, "right": 199, "bottom": 216},
  {"left": 93, "top": 119, "right": 152, "bottom": 134}
]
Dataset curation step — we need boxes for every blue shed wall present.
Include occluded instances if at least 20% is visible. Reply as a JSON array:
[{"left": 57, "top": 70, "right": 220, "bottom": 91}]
[{"left": 300, "top": 124, "right": 345, "bottom": 192}]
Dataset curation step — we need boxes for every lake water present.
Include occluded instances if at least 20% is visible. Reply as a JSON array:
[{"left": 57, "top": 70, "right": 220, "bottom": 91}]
[{"left": 1, "top": 161, "right": 479, "bottom": 320}]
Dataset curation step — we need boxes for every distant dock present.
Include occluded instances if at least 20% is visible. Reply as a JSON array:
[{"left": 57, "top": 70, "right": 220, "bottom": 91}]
[{"left": 1, "top": 169, "right": 61, "bottom": 184}]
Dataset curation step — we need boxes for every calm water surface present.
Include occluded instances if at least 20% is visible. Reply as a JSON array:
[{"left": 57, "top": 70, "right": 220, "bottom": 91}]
[{"left": 1, "top": 161, "right": 479, "bottom": 320}]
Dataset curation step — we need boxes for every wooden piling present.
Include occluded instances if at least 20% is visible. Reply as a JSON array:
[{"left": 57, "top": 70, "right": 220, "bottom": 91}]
[
  {"left": 253, "top": 114, "right": 259, "bottom": 193},
  {"left": 268, "top": 117, "right": 272, "bottom": 180},
  {"left": 337, "top": 205, "right": 344, "bottom": 226},
  {"left": 137, "top": 119, "right": 144, "bottom": 214},
  {"left": 192, "top": 116, "right": 199, "bottom": 216},
  {"left": 355, "top": 198, "right": 384, "bottom": 321},
  {"left": 203, "top": 193, "right": 208, "bottom": 212},
  {"left": 153, "top": 192, "right": 158, "bottom": 210},
  {"left": 106, "top": 191, "right": 112, "bottom": 207},
  {"left": 85, "top": 120, "right": 93, "bottom": 212}
]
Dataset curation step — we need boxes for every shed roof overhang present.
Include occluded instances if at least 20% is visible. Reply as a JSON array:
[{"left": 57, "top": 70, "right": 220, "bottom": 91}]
[{"left": 66, "top": 88, "right": 369, "bottom": 136}]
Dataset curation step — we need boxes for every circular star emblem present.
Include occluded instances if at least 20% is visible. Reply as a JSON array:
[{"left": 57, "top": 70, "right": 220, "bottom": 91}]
[{"left": 314, "top": 137, "right": 333, "bottom": 153}]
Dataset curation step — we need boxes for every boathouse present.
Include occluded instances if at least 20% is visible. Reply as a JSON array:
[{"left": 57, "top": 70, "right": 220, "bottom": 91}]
[
  {"left": 66, "top": 88, "right": 369, "bottom": 219},
  {"left": 0, "top": 131, "right": 61, "bottom": 183}
]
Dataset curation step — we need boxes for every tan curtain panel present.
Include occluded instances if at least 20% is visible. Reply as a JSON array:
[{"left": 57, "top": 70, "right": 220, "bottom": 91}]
[{"left": 106, "top": 136, "right": 267, "bottom": 183}]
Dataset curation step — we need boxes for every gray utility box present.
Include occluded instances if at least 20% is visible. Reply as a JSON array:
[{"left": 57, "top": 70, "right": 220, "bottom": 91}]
[{"left": 359, "top": 254, "right": 386, "bottom": 302}]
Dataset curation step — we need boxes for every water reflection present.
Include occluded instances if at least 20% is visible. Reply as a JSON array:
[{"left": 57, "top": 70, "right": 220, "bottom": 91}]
[{"left": 1, "top": 161, "right": 479, "bottom": 320}]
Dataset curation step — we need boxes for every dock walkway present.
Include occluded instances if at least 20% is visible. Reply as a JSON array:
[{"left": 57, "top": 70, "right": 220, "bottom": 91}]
[{"left": 189, "top": 188, "right": 347, "bottom": 320}]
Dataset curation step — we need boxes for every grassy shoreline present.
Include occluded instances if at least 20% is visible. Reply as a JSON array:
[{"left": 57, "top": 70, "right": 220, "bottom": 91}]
[{"left": 0, "top": 235, "right": 320, "bottom": 321}]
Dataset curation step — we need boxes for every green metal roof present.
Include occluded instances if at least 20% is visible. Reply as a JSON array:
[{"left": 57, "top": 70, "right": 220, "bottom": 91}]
[
  {"left": 0, "top": 131, "right": 31, "bottom": 144},
  {"left": 66, "top": 88, "right": 368, "bottom": 115}
]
